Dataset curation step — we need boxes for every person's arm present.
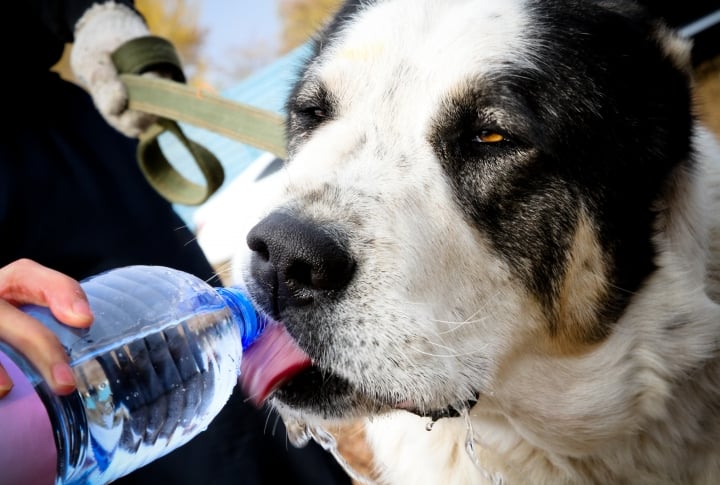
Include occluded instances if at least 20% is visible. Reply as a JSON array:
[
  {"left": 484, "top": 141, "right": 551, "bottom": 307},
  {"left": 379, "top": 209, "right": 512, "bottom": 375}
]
[{"left": 0, "top": 259, "right": 93, "bottom": 399}]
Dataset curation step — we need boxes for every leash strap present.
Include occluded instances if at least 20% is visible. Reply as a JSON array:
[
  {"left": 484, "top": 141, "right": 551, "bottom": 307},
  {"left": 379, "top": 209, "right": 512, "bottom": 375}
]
[{"left": 111, "top": 36, "right": 287, "bottom": 205}]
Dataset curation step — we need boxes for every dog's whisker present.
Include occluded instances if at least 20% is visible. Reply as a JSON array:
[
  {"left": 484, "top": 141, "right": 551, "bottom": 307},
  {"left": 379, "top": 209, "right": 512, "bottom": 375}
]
[
  {"left": 430, "top": 291, "right": 504, "bottom": 333},
  {"left": 261, "top": 404, "right": 274, "bottom": 436},
  {"left": 271, "top": 410, "right": 282, "bottom": 438},
  {"left": 432, "top": 310, "right": 491, "bottom": 331},
  {"left": 404, "top": 288, "right": 503, "bottom": 322},
  {"left": 606, "top": 281, "right": 640, "bottom": 297},
  {"left": 407, "top": 344, "right": 489, "bottom": 359}
]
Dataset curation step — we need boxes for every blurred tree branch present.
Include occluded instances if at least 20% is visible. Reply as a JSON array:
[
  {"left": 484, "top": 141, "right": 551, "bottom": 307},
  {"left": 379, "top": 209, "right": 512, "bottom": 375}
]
[{"left": 278, "top": 0, "right": 342, "bottom": 53}]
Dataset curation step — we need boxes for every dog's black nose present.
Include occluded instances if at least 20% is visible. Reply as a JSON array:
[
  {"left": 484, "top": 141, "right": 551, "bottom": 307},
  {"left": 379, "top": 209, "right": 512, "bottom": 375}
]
[{"left": 246, "top": 211, "right": 355, "bottom": 311}]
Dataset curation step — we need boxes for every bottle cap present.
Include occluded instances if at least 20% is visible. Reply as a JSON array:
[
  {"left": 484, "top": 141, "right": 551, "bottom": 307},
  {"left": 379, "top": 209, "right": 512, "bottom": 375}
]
[
  {"left": 0, "top": 351, "right": 57, "bottom": 485},
  {"left": 215, "top": 287, "right": 268, "bottom": 349}
]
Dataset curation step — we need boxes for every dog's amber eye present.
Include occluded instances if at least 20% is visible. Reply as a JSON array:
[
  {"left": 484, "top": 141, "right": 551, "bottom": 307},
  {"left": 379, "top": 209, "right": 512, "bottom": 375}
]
[{"left": 475, "top": 130, "right": 505, "bottom": 143}]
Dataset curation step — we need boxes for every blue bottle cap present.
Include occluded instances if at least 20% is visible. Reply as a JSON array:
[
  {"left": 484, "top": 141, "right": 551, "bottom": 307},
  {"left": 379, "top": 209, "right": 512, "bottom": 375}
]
[{"left": 215, "top": 287, "right": 268, "bottom": 349}]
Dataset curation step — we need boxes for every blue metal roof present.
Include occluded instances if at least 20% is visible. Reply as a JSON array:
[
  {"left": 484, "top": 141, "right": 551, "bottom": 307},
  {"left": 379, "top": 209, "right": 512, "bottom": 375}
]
[{"left": 165, "top": 43, "right": 312, "bottom": 230}]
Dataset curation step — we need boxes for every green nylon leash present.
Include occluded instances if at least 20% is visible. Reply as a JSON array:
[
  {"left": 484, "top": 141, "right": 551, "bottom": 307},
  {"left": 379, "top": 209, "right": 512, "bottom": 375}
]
[{"left": 111, "top": 36, "right": 287, "bottom": 206}]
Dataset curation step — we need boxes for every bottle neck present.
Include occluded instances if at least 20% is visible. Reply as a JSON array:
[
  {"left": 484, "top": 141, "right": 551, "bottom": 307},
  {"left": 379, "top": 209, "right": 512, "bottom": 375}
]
[{"left": 215, "top": 287, "right": 268, "bottom": 349}]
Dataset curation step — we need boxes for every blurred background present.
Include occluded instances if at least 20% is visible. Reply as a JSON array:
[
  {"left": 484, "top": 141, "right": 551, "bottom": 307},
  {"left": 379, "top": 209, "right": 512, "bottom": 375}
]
[
  {"left": 54, "top": 0, "right": 343, "bottom": 90},
  {"left": 49, "top": 0, "right": 720, "bottom": 155},
  {"left": 52, "top": 0, "right": 352, "bottom": 262}
]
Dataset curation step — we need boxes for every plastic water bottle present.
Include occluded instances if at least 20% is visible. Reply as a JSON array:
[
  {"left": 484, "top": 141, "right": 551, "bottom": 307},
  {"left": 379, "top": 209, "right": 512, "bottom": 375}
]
[{"left": 0, "top": 265, "right": 268, "bottom": 485}]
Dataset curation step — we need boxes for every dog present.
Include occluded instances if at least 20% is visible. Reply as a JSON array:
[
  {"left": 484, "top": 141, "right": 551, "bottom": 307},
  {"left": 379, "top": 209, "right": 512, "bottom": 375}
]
[{"left": 234, "top": 0, "right": 720, "bottom": 483}]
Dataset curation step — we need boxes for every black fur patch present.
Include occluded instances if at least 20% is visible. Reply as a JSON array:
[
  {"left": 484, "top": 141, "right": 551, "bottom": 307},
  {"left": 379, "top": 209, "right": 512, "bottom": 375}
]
[
  {"left": 285, "top": 0, "right": 373, "bottom": 156},
  {"left": 429, "top": 0, "right": 694, "bottom": 334}
]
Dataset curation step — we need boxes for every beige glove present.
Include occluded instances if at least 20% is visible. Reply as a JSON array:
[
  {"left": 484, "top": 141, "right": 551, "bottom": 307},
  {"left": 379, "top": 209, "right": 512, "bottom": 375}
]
[{"left": 70, "top": 1, "right": 159, "bottom": 137}]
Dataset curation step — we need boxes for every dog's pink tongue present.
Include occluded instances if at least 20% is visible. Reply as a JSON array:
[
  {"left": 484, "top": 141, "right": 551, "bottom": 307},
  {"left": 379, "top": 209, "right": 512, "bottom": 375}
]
[{"left": 240, "top": 321, "right": 312, "bottom": 406}]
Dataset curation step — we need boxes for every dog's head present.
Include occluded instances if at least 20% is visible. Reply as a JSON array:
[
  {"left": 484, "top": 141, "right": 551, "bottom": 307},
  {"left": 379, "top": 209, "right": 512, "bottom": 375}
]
[{"left": 236, "top": 0, "right": 702, "bottom": 440}]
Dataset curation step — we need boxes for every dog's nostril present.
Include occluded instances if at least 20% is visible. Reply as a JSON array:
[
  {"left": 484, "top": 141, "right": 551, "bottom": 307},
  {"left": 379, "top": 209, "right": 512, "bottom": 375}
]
[
  {"left": 286, "top": 260, "right": 312, "bottom": 288},
  {"left": 246, "top": 211, "right": 356, "bottom": 309},
  {"left": 247, "top": 237, "right": 270, "bottom": 262},
  {"left": 286, "top": 253, "right": 356, "bottom": 291}
]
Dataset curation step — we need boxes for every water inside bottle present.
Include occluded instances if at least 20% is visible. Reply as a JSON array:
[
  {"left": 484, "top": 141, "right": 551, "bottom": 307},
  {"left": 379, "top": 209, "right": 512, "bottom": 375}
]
[{"left": 60, "top": 307, "right": 241, "bottom": 484}]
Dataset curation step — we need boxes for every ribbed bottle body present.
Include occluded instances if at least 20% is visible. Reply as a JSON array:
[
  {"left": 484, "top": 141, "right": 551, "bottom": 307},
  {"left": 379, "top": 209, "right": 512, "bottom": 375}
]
[{"left": 17, "top": 266, "right": 245, "bottom": 485}]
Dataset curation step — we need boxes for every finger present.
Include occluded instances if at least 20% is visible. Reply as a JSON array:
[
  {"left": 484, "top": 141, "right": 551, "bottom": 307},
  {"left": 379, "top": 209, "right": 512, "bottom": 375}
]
[
  {"left": 0, "top": 258, "right": 93, "bottom": 328},
  {"left": 115, "top": 110, "right": 158, "bottom": 137},
  {"left": 95, "top": 77, "right": 129, "bottom": 117},
  {"left": 0, "top": 299, "right": 76, "bottom": 396},
  {"left": 0, "top": 364, "right": 12, "bottom": 398}
]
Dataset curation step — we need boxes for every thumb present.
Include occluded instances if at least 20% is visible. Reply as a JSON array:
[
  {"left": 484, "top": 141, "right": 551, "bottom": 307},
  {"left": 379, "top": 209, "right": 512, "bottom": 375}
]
[{"left": 0, "top": 259, "right": 93, "bottom": 328}]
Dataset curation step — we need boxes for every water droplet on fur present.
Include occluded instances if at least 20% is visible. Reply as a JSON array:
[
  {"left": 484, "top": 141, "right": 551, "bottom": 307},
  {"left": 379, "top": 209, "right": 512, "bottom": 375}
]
[
  {"left": 306, "top": 425, "right": 376, "bottom": 485},
  {"left": 282, "top": 415, "right": 375, "bottom": 485},
  {"left": 462, "top": 408, "right": 505, "bottom": 485},
  {"left": 284, "top": 417, "right": 312, "bottom": 448}
]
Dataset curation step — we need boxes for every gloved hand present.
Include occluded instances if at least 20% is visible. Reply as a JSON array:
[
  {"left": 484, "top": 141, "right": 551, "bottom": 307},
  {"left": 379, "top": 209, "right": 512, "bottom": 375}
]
[{"left": 70, "top": 1, "right": 162, "bottom": 137}]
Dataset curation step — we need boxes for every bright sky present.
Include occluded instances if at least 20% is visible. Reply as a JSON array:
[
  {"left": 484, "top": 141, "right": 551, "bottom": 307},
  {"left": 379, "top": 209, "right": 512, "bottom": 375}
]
[{"left": 197, "top": 1, "right": 282, "bottom": 87}]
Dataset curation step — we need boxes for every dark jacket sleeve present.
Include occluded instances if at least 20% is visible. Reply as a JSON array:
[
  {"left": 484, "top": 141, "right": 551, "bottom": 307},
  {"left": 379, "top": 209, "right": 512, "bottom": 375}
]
[
  {"left": 32, "top": 0, "right": 140, "bottom": 43},
  {"left": 6, "top": 1, "right": 141, "bottom": 73}
]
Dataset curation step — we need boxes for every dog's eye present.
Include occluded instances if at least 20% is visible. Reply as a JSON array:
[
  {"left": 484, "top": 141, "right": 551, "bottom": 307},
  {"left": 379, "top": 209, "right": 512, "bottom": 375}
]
[
  {"left": 474, "top": 130, "right": 505, "bottom": 144},
  {"left": 299, "top": 106, "right": 328, "bottom": 120},
  {"left": 295, "top": 104, "right": 330, "bottom": 123}
]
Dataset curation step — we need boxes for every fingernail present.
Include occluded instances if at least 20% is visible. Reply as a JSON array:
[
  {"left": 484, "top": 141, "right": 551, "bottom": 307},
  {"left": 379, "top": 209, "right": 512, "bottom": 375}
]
[
  {"left": 52, "top": 363, "right": 76, "bottom": 392},
  {"left": 0, "top": 381, "right": 12, "bottom": 399},
  {"left": 0, "top": 368, "right": 12, "bottom": 397},
  {"left": 72, "top": 299, "right": 92, "bottom": 319}
]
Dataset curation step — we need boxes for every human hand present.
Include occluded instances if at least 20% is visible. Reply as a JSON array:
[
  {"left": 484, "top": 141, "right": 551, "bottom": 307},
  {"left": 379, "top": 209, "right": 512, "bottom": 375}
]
[
  {"left": 0, "top": 259, "right": 93, "bottom": 399},
  {"left": 70, "top": 2, "right": 160, "bottom": 137}
]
